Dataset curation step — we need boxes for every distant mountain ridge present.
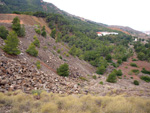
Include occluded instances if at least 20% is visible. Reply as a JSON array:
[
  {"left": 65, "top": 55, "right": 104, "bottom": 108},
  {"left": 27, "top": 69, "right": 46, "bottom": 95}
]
[
  {"left": 0, "top": 0, "right": 148, "bottom": 38},
  {"left": 0, "top": 0, "right": 62, "bottom": 14}
]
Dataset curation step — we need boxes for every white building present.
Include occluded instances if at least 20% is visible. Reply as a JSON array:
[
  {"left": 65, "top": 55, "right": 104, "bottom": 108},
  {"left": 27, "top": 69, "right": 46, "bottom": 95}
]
[{"left": 97, "top": 32, "right": 118, "bottom": 36}]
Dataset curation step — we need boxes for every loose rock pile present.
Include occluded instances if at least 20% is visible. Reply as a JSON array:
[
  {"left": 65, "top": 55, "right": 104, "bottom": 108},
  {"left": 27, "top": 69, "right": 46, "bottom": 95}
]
[{"left": 0, "top": 55, "right": 80, "bottom": 94}]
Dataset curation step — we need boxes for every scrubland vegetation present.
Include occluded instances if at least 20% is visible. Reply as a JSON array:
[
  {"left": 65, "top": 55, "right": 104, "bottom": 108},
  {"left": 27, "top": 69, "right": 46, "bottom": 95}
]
[{"left": 0, "top": 90, "right": 150, "bottom": 113}]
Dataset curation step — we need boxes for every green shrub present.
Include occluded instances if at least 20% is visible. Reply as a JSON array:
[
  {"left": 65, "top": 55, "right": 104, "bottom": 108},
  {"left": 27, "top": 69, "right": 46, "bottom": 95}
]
[
  {"left": 26, "top": 43, "right": 38, "bottom": 57},
  {"left": 130, "top": 63, "right": 138, "bottom": 67},
  {"left": 141, "top": 68, "right": 150, "bottom": 74},
  {"left": 106, "top": 73, "right": 117, "bottom": 83},
  {"left": 35, "top": 28, "right": 41, "bottom": 35},
  {"left": 92, "top": 75, "right": 97, "bottom": 79},
  {"left": 96, "top": 65, "right": 106, "bottom": 75},
  {"left": 117, "top": 59, "right": 122, "bottom": 64},
  {"left": 43, "top": 46, "right": 48, "bottom": 51},
  {"left": 106, "top": 54, "right": 112, "bottom": 62},
  {"left": 57, "top": 49, "right": 61, "bottom": 53},
  {"left": 0, "top": 26, "right": 8, "bottom": 39},
  {"left": 53, "top": 46, "right": 56, "bottom": 50},
  {"left": 59, "top": 55, "right": 62, "bottom": 59},
  {"left": 122, "top": 56, "right": 127, "bottom": 61},
  {"left": 33, "top": 35, "right": 40, "bottom": 47},
  {"left": 99, "top": 81, "right": 103, "bottom": 85},
  {"left": 132, "top": 58, "right": 138, "bottom": 61},
  {"left": 79, "top": 77, "right": 88, "bottom": 81},
  {"left": 50, "top": 28, "right": 56, "bottom": 38},
  {"left": 36, "top": 61, "right": 41, "bottom": 69},
  {"left": 12, "top": 17, "right": 25, "bottom": 37},
  {"left": 133, "top": 80, "right": 139, "bottom": 85},
  {"left": 111, "top": 62, "right": 117, "bottom": 67},
  {"left": 140, "top": 76, "right": 150, "bottom": 82},
  {"left": 41, "top": 31, "right": 47, "bottom": 38},
  {"left": 18, "top": 24, "right": 25, "bottom": 37},
  {"left": 57, "top": 63, "right": 69, "bottom": 77},
  {"left": 3, "top": 31, "right": 20, "bottom": 55},
  {"left": 12, "top": 17, "right": 21, "bottom": 35},
  {"left": 69, "top": 45, "right": 77, "bottom": 57},
  {"left": 116, "top": 69, "right": 123, "bottom": 76},
  {"left": 66, "top": 53, "right": 69, "bottom": 57},
  {"left": 132, "top": 69, "right": 139, "bottom": 75},
  {"left": 41, "top": 26, "right": 47, "bottom": 38}
]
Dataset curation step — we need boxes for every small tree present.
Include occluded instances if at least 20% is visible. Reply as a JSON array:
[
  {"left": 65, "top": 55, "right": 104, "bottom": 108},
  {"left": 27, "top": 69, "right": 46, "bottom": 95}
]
[
  {"left": 106, "top": 54, "right": 112, "bottom": 62},
  {"left": 116, "top": 69, "right": 123, "bottom": 76},
  {"left": 133, "top": 80, "right": 139, "bottom": 85},
  {"left": 41, "top": 26, "right": 47, "bottom": 38},
  {"left": 3, "top": 31, "right": 20, "bottom": 55},
  {"left": 12, "top": 17, "right": 25, "bottom": 37},
  {"left": 50, "top": 28, "right": 56, "bottom": 38},
  {"left": 57, "top": 63, "right": 69, "bottom": 77},
  {"left": 0, "top": 26, "right": 8, "bottom": 39},
  {"left": 96, "top": 65, "right": 106, "bottom": 75},
  {"left": 18, "top": 24, "right": 26, "bottom": 37},
  {"left": 106, "top": 72, "right": 117, "bottom": 83},
  {"left": 69, "top": 45, "right": 77, "bottom": 56},
  {"left": 26, "top": 43, "right": 38, "bottom": 57},
  {"left": 12, "top": 17, "right": 21, "bottom": 33},
  {"left": 33, "top": 35, "right": 40, "bottom": 47}
]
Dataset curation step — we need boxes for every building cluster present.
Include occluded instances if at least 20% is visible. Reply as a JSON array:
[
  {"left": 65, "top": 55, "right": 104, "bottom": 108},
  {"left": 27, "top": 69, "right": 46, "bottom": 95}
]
[{"left": 97, "top": 32, "right": 118, "bottom": 36}]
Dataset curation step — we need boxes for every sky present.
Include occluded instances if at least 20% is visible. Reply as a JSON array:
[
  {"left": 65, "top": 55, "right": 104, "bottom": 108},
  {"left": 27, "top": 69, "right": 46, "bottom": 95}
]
[{"left": 43, "top": 0, "right": 150, "bottom": 31}]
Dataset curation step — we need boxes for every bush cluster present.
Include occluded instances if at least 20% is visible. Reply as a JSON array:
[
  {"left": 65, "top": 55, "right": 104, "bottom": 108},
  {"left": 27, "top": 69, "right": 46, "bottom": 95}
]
[{"left": 57, "top": 63, "right": 69, "bottom": 77}]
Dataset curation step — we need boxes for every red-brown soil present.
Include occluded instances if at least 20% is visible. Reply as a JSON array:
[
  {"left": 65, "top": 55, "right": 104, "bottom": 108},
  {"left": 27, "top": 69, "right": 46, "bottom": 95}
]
[{"left": 0, "top": 14, "right": 51, "bottom": 33}]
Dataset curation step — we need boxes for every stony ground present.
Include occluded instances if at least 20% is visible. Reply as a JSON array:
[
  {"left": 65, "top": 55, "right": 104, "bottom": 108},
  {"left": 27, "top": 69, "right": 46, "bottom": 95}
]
[{"left": 0, "top": 15, "right": 150, "bottom": 97}]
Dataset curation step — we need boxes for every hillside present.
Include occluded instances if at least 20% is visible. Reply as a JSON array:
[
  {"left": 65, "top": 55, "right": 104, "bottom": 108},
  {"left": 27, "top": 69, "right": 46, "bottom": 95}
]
[
  {"left": 0, "top": 1, "right": 150, "bottom": 112},
  {"left": 0, "top": 14, "right": 150, "bottom": 96},
  {"left": 109, "top": 25, "right": 150, "bottom": 39},
  {"left": 0, "top": 0, "right": 62, "bottom": 14}
]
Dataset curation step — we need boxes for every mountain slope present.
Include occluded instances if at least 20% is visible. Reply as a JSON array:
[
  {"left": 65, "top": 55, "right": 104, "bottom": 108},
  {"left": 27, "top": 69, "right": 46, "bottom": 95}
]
[
  {"left": 0, "top": 0, "right": 61, "bottom": 14},
  {"left": 0, "top": 14, "right": 150, "bottom": 97}
]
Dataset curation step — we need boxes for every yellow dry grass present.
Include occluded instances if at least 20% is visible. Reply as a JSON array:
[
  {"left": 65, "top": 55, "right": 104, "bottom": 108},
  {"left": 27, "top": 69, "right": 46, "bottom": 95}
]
[{"left": 0, "top": 90, "right": 150, "bottom": 113}]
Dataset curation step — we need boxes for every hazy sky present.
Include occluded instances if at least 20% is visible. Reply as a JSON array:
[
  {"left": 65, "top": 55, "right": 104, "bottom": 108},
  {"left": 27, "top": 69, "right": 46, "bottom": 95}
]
[{"left": 43, "top": 0, "right": 150, "bottom": 31}]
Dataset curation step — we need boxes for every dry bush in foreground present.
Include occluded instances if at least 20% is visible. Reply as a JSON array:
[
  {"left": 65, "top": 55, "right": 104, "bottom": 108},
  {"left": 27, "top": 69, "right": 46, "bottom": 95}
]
[{"left": 0, "top": 90, "right": 150, "bottom": 113}]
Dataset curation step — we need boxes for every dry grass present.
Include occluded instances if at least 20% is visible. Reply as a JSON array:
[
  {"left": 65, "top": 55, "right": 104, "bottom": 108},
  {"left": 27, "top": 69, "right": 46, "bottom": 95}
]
[{"left": 0, "top": 90, "right": 150, "bottom": 113}]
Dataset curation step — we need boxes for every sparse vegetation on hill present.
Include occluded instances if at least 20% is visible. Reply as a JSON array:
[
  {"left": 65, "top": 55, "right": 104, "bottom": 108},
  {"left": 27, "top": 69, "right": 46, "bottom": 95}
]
[
  {"left": 0, "top": 1, "right": 150, "bottom": 111},
  {"left": 140, "top": 76, "right": 150, "bottom": 82},
  {"left": 134, "top": 41, "right": 150, "bottom": 61}
]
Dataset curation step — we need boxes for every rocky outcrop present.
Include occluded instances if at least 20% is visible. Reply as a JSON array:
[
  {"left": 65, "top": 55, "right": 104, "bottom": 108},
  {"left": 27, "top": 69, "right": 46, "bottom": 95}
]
[{"left": 0, "top": 55, "right": 80, "bottom": 94}]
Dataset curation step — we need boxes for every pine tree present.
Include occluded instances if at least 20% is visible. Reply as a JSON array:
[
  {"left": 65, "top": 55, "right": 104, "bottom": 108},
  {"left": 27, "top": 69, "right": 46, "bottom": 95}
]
[
  {"left": 69, "top": 45, "right": 77, "bottom": 56},
  {"left": 41, "top": 26, "right": 47, "bottom": 38},
  {"left": 12, "top": 17, "right": 21, "bottom": 35},
  {"left": 57, "top": 63, "right": 69, "bottom": 77},
  {"left": 106, "top": 72, "right": 117, "bottom": 83},
  {"left": 26, "top": 43, "right": 38, "bottom": 57},
  {"left": 3, "top": 31, "right": 20, "bottom": 55},
  {"left": 33, "top": 35, "right": 40, "bottom": 47},
  {"left": 0, "top": 26, "right": 9, "bottom": 40},
  {"left": 50, "top": 28, "right": 56, "bottom": 38},
  {"left": 18, "top": 24, "right": 26, "bottom": 37},
  {"left": 12, "top": 17, "right": 25, "bottom": 37}
]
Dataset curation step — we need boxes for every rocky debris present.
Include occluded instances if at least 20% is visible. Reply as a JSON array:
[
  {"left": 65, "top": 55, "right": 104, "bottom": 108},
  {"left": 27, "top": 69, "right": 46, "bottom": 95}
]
[{"left": 0, "top": 56, "right": 80, "bottom": 94}]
